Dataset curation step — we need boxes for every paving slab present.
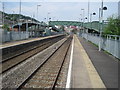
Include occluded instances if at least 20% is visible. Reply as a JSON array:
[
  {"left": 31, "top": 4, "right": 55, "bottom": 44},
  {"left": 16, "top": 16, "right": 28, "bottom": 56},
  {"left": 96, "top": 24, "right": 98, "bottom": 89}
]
[
  {"left": 78, "top": 36, "right": 119, "bottom": 89},
  {"left": 71, "top": 35, "right": 105, "bottom": 88}
]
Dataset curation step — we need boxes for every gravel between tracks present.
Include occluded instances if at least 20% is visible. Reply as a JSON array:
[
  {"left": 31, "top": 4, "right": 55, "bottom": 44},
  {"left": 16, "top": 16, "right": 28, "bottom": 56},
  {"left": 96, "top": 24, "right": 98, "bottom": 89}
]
[
  {"left": 21, "top": 37, "right": 72, "bottom": 89},
  {"left": 2, "top": 37, "right": 67, "bottom": 88},
  {"left": 55, "top": 40, "right": 72, "bottom": 88},
  {"left": 1, "top": 36, "right": 64, "bottom": 73}
]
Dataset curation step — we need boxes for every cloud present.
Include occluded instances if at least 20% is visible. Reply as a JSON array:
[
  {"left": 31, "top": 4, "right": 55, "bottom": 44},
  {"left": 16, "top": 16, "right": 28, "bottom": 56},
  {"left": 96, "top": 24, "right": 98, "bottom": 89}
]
[
  {"left": 2, "top": 1, "right": 118, "bottom": 22},
  {"left": 1, "top": 0, "right": 120, "bottom": 2}
]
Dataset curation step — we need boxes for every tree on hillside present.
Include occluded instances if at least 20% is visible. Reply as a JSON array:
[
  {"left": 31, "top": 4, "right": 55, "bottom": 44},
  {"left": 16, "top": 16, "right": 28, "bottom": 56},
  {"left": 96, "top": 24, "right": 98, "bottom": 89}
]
[
  {"left": 2, "top": 24, "right": 10, "bottom": 31},
  {"left": 104, "top": 15, "right": 120, "bottom": 35}
]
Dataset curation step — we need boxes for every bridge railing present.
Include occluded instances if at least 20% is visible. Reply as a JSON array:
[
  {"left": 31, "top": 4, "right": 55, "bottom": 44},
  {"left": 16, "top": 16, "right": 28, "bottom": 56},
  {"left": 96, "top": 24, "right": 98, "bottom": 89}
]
[
  {"left": 80, "top": 32, "right": 120, "bottom": 59},
  {"left": 83, "top": 21, "right": 108, "bottom": 32}
]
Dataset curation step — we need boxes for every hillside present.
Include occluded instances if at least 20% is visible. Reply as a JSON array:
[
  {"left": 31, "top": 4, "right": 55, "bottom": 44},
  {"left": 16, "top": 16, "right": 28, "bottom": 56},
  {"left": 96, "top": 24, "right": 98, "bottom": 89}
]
[{"left": 0, "top": 11, "right": 39, "bottom": 25}]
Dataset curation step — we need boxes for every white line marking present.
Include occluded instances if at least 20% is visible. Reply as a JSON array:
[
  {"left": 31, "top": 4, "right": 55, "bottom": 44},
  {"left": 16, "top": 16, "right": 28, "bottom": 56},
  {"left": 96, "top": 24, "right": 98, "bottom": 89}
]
[{"left": 66, "top": 36, "right": 74, "bottom": 88}]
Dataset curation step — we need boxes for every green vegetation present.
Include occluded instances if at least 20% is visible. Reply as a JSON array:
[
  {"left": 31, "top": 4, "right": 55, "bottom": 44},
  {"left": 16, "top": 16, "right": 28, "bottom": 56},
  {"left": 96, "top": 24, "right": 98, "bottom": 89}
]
[
  {"left": 0, "top": 11, "right": 39, "bottom": 23},
  {"left": 2, "top": 24, "right": 10, "bottom": 31},
  {"left": 103, "top": 15, "right": 120, "bottom": 35}
]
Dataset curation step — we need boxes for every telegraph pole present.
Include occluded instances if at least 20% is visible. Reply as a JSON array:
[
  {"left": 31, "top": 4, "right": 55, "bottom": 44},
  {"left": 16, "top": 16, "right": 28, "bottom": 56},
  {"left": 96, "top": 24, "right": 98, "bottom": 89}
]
[
  {"left": 19, "top": 0, "right": 21, "bottom": 32},
  {"left": 99, "top": 0, "right": 107, "bottom": 51},
  {"left": 37, "top": 5, "right": 41, "bottom": 22},
  {"left": 12, "top": 11, "right": 15, "bottom": 31},
  {"left": 87, "top": 0, "right": 90, "bottom": 40},
  {"left": 88, "top": 0, "right": 90, "bottom": 23},
  {"left": 81, "top": 9, "right": 85, "bottom": 28},
  {"left": 99, "top": 0, "right": 103, "bottom": 51},
  {"left": 47, "top": 12, "right": 50, "bottom": 25},
  {"left": 2, "top": 2, "right": 4, "bottom": 25},
  {"left": 12, "top": 11, "right": 15, "bottom": 25}
]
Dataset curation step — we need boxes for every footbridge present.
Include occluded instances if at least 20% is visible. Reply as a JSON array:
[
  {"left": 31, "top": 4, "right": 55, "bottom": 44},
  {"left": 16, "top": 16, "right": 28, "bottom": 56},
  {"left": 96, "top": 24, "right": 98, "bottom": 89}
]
[{"left": 49, "top": 21, "right": 108, "bottom": 33}]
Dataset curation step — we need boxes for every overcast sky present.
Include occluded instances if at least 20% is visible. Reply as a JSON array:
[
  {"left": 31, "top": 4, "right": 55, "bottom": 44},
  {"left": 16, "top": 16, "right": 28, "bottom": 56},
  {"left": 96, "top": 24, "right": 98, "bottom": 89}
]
[{"left": 0, "top": 0, "right": 119, "bottom": 22}]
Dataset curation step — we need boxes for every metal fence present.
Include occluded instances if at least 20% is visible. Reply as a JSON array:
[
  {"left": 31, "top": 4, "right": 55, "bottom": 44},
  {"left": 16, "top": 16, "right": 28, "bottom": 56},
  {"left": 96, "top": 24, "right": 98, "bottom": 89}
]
[
  {"left": 1, "top": 30, "right": 29, "bottom": 43},
  {"left": 80, "top": 33, "right": 120, "bottom": 59},
  {"left": 0, "top": 29, "right": 64, "bottom": 43}
]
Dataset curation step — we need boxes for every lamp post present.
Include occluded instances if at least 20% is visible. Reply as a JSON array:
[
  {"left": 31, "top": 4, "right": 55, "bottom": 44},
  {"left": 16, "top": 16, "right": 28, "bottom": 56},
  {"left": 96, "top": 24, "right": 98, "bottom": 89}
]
[
  {"left": 84, "top": 17, "right": 87, "bottom": 30},
  {"left": 44, "top": 18, "right": 46, "bottom": 22},
  {"left": 99, "top": 8, "right": 101, "bottom": 33},
  {"left": 86, "top": 0, "right": 90, "bottom": 40},
  {"left": 88, "top": 0, "right": 90, "bottom": 23},
  {"left": 99, "top": 0, "right": 107, "bottom": 51},
  {"left": 84, "top": 17, "right": 88, "bottom": 40},
  {"left": 84, "top": 17, "right": 87, "bottom": 29},
  {"left": 19, "top": 0, "right": 21, "bottom": 32},
  {"left": 2, "top": 2, "right": 4, "bottom": 26},
  {"left": 49, "top": 18, "right": 51, "bottom": 22},
  {"left": 90, "top": 12, "right": 96, "bottom": 30},
  {"left": 80, "top": 14, "right": 82, "bottom": 27},
  {"left": 36, "top": 5, "right": 41, "bottom": 37},
  {"left": 47, "top": 12, "right": 50, "bottom": 25},
  {"left": 12, "top": 11, "right": 15, "bottom": 31},
  {"left": 33, "top": 13, "right": 35, "bottom": 23},
  {"left": 31, "top": 14, "right": 33, "bottom": 23},
  {"left": 12, "top": 11, "right": 15, "bottom": 25},
  {"left": 26, "top": 19, "right": 28, "bottom": 38},
  {"left": 85, "top": 17, "right": 87, "bottom": 22},
  {"left": 81, "top": 9, "right": 85, "bottom": 28},
  {"left": 37, "top": 5, "right": 41, "bottom": 22},
  {"left": 52, "top": 17, "right": 55, "bottom": 21}
]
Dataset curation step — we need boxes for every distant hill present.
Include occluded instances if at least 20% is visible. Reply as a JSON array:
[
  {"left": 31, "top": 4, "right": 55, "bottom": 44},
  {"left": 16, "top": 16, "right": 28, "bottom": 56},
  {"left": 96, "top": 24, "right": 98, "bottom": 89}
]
[{"left": 0, "top": 11, "right": 40, "bottom": 25}]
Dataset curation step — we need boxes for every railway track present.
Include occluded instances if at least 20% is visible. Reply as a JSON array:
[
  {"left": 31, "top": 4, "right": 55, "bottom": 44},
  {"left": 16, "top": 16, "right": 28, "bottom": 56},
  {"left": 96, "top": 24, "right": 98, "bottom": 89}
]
[
  {"left": 2, "top": 35, "right": 65, "bottom": 62},
  {"left": 1, "top": 36, "right": 65, "bottom": 73},
  {"left": 19, "top": 36, "right": 72, "bottom": 89},
  {"left": 2, "top": 35, "right": 72, "bottom": 89}
]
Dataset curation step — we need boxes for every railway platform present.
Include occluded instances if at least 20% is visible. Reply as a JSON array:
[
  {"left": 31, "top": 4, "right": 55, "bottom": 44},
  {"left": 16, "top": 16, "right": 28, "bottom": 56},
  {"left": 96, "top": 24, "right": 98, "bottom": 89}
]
[
  {"left": 78, "top": 36, "right": 119, "bottom": 88},
  {"left": 1, "top": 34, "right": 119, "bottom": 89},
  {"left": 69, "top": 35, "right": 119, "bottom": 89},
  {"left": 0, "top": 34, "right": 63, "bottom": 49},
  {"left": 70, "top": 35, "right": 105, "bottom": 88}
]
